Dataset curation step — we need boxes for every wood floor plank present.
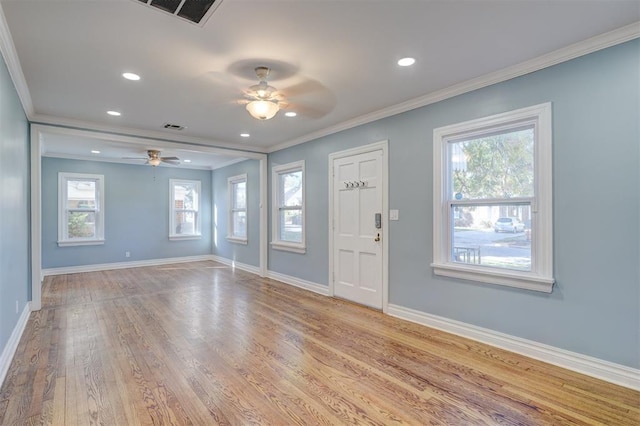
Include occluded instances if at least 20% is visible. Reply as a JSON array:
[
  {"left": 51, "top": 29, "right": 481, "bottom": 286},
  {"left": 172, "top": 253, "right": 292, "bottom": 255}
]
[
  {"left": 50, "top": 377, "right": 66, "bottom": 426},
  {"left": 1, "top": 261, "right": 638, "bottom": 425}
]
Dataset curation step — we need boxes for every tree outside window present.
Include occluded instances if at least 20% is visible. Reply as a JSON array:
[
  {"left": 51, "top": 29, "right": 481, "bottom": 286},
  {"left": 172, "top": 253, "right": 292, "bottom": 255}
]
[
  {"left": 271, "top": 160, "right": 305, "bottom": 253},
  {"left": 432, "top": 103, "right": 554, "bottom": 292}
]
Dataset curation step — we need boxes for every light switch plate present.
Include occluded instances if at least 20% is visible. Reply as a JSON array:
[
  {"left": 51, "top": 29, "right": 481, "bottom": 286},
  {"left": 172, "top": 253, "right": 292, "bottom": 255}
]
[{"left": 390, "top": 209, "right": 399, "bottom": 221}]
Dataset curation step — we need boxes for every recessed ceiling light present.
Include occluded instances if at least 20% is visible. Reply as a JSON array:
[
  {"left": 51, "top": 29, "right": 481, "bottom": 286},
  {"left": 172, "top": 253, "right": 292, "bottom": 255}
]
[
  {"left": 240, "top": 133, "right": 250, "bottom": 138},
  {"left": 91, "top": 150, "right": 100, "bottom": 154},
  {"left": 107, "top": 110, "right": 121, "bottom": 116},
  {"left": 397, "top": 57, "right": 416, "bottom": 67},
  {"left": 284, "top": 112, "right": 297, "bottom": 117},
  {"left": 122, "top": 72, "right": 140, "bottom": 81},
  {"left": 183, "top": 159, "right": 192, "bottom": 163}
]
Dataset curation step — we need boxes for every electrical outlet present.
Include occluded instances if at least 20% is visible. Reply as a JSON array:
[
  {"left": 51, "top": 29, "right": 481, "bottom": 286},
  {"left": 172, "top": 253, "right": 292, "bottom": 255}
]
[
  {"left": 15, "top": 300, "right": 18, "bottom": 314},
  {"left": 125, "top": 251, "right": 131, "bottom": 258}
]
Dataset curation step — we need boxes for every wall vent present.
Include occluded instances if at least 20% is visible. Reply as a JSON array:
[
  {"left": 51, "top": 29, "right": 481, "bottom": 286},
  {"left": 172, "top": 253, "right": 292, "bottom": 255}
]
[
  {"left": 135, "top": 0, "right": 223, "bottom": 27},
  {"left": 163, "top": 123, "right": 185, "bottom": 130}
]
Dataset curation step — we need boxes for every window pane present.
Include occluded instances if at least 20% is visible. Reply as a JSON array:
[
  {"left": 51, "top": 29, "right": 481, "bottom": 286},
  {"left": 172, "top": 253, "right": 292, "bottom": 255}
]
[
  {"left": 233, "top": 181, "right": 246, "bottom": 209},
  {"left": 174, "top": 211, "right": 197, "bottom": 235},
  {"left": 280, "top": 171, "right": 302, "bottom": 207},
  {"left": 279, "top": 209, "right": 302, "bottom": 242},
  {"left": 174, "top": 184, "right": 198, "bottom": 210},
  {"left": 452, "top": 204, "right": 531, "bottom": 271},
  {"left": 67, "top": 211, "right": 96, "bottom": 238},
  {"left": 232, "top": 211, "right": 247, "bottom": 238},
  {"left": 67, "top": 180, "right": 96, "bottom": 209},
  {"left": 450, "top": 127, "right": 534, "bottom": 200}
]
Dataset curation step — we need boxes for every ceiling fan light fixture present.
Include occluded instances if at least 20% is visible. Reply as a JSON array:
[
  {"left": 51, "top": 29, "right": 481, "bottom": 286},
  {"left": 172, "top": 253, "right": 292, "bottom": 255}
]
[
  {"left": 250, "top": 82, "right": 277, "bottom": 99},
  {"left": 148, "top": 157, "right": 162, "bottom": 167},
  {"left": 246, "top": 100, "right": 279, "bottom": 120}
]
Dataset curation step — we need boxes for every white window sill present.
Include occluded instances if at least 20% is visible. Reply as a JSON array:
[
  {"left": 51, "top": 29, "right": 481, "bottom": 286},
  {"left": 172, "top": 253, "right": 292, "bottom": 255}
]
[
  {"left": 169, "top": 234, "right": 202, "bottom": 241},
  {"left": 226, "top": 236, "right": 248, "bottom": 245},
  {"left": 271, "top": 241, "right": 306, "bottom": 254},
  {"left": 58, "top": 239, "right": 105, "bottom": 247},
  {"left": 431, "top": 262, "right": 554, "bottom": 293}
]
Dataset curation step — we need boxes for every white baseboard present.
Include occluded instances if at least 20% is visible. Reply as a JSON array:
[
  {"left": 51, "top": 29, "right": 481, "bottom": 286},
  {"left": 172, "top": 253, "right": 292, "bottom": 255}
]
[
  {"left": 0, "top": 302, "right": 31, "bottom": 388},
  {"left": 387, "top": 304, "right": 640, "bottom": 391},
  {"left": 41, "top": 255, "right": 215, "bottom": 276},
  {"left": 210, "top": 256, "right": 328, "bottom": 296},
  {"left": 38, "top": 256, "right": 638, "bottom": 390},
  {"left": 266, "top": 270, "right": 329, "bottom": 296},
  {"left": 210, "top": 255, "right": 261, "bottom": 275}
]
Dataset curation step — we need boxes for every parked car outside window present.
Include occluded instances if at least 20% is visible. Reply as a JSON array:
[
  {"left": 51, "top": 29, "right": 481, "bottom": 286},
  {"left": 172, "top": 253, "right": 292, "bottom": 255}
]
[{"left": 494, "top": 217, "right": 525, "bottom": 233}]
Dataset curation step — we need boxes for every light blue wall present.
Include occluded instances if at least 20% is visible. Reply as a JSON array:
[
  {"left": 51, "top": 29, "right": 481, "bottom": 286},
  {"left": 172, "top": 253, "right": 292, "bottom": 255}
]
[
  {"left": 0, "top": 55, "right": 30, "bottom": 356},
  {"left": 41, "top": 158, "right": 212, "bottom": 268},
  {"left": 269, "top": 40, "right": 640, "bottom": 368},
  {"left": 212, "top": 160, "right": 261, "bottom": 267}
]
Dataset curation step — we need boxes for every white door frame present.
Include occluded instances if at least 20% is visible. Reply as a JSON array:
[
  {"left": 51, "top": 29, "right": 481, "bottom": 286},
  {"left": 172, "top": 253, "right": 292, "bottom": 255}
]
[{"left": 328, "top": 140, "right": 389, "bottom": 313}]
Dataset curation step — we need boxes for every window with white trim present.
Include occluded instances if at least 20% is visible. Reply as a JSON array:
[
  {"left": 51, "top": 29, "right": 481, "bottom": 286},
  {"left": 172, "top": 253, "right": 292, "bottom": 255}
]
[
  {"left": 58, "top": 172, "right": 105, "bottom": 247},
  {"left": 170, "top": 179, "right": 201, "bottom": 240},
  {"left": 432, "top": 103, "right": 554, "bottom": 292},
  {"left": 271, "top": 160, "right": 305, "bottom": 253},
  {"left": 227, "top": 174, "right": 247, "bottom": 243}
]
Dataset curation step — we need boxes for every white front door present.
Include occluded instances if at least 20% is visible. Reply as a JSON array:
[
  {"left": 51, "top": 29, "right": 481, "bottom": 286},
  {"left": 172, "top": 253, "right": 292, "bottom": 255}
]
[{"left": 332, "top": 149, "right": 383, "bottom": 309}]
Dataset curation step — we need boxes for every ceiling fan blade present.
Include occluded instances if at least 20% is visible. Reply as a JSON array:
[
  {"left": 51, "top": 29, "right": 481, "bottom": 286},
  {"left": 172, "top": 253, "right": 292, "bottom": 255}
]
[
  {"left": 281, "top": 80, "right": 326, "bottom": 98},
  {"left": 122, "top": 157, "right": 147, "bottom": 160},
  {"left": 202, "top": 71, "right": 244, "bottom": 89},
  {"left": 284, "top": 102, "right": 333, "bottom": 119},
  {"left": 160, "top": 156, "right": 180, "bottom": 161}
]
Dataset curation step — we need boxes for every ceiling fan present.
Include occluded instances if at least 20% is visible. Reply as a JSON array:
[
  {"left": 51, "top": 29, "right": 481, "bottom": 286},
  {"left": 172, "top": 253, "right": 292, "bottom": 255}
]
[
  {"left": 243, "top": 66, "right": 287, "bottom": 120},
  {"left": 123, "top": 150, "right": 180, "bottom": 167},
  {"left": 202, "top": 63, "right": 334, "bottom": 120}
]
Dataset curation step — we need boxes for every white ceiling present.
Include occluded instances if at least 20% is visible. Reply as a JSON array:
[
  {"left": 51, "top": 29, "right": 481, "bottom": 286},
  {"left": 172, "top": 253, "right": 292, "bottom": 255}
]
[{"left": 1, "top": 0, "right": 639, "bottom": 168}]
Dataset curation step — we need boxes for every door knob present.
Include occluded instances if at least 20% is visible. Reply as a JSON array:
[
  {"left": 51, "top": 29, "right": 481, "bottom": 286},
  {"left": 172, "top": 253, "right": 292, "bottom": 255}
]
[{"left": 374, "top": 232, "right": 381, "bottom": 242}]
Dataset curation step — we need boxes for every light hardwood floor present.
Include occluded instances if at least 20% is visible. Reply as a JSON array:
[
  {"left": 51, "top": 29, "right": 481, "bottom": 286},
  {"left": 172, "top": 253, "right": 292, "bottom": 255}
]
[{"left": 0, "top": 261, "right": 638, "bottom": 425}]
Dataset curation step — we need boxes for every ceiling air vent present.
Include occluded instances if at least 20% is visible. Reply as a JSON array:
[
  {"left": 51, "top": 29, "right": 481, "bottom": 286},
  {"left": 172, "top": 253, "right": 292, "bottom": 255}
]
[
  {"left": 135, "top": 0, "right": 223, "bottom": 26},
  {"left": 163, "top": 123, "right": 185, "bottom": 130}
]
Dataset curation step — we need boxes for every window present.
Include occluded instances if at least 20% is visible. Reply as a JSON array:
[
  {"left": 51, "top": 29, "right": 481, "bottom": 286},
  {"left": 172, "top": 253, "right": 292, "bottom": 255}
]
[
  {"left": 432, "top": 103, "right": 554, "bottom": 292},
  {"left": 170, "top": 179, "right": 201, "bottom": 240},
  {"left": 271, "top": 160, "right": 305, "bottom": 253},
  {"left": 58, "top": 172, "right": 105, "bottom": 246},
  {"left": 227, "top": 174, "right": 247, "bottom": 243}
]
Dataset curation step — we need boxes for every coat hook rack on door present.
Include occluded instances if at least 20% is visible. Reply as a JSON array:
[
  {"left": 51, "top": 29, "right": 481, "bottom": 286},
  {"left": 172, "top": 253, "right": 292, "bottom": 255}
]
[{"left": 344, "top": 181, "right": 367, "bottom": 188}]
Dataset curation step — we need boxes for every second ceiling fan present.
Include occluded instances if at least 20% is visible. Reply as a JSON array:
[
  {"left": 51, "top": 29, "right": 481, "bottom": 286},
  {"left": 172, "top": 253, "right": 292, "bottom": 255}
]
[{"left": 124, "top": 150, "right": 180, "bottom": 167}]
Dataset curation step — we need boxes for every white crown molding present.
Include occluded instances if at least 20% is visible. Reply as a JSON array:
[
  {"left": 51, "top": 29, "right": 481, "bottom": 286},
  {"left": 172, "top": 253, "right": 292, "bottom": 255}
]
[
  {"left": 213, "top": 157, "right": 249, "bottom": 171},
  {"left": 0, "top": 302, "right": 31, "bottom": 388},
  {"left": 41, "top": 150, "right": 246, "bottom": 171},
  {"left": 33, "top": 123, "right": 265, "bottom": 162},
  {"left": 387, "top": 304, "right": 640, "bottom": 391},
  {"left": 268, "top": 21, "right": 640, "bottom": 153},
  {"left": 3, "top": 4, "right": 638, "bottom": 158},
  {"left": 31, "top": 113, "right": 268, "bottom": 154},
  {"left": 0, "top": 3, "right": 33, "bottom": 117},
  {"left": 42, "top": 152, "right": 215, "bottom": 170}
]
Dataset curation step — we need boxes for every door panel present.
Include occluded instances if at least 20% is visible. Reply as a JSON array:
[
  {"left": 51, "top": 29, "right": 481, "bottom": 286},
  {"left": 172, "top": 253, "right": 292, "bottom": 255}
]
[{"left": 333, "top": 149, "right": 383, "bottom": 309}]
